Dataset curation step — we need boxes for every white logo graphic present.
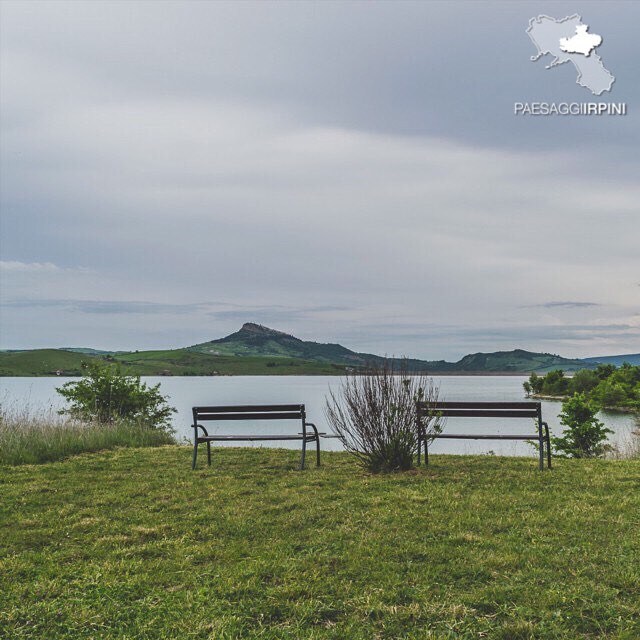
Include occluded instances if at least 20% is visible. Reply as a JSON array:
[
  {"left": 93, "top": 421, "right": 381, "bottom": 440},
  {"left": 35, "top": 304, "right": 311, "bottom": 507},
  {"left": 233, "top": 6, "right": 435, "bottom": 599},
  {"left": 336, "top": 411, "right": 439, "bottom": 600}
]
[
  {"left": 559, "top": 25, "right": 602, "bottom": 56},
  {"left": 527, "top": 14, "right": 614, "bottom": 95}
]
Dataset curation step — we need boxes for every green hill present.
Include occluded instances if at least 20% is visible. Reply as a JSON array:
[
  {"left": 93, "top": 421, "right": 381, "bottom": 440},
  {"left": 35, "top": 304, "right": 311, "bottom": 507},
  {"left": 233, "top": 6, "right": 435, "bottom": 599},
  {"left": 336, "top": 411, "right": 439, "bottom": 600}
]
[
  {"left": 188, "top": 323, "right": 587, "bottom": 373},
  {"left": 583, "top": 353, "right": 640, "bottom": 366},
  {"left": 110, "top": 348, "right": 344, "bottom": 376},
  {"left": 188, "top": 322, "right": 439, "bottom": 370},
  {"left": 188, "top": 322, "right": 376, "bottom": 364},
  {"left": 0, "top": 347, "right": 345, "bottom": 377},
  {"left": 451, "top": 349, "right": 587, "bottom": 373},
  {"left": 0, "top": 349, "right": 90, "bottom": 377},
  {"left": 0, "top": 323, "right": 600, "bottom": 376},
  {"left": 59, "top": 347, "right": 115, "bottom": 355}
]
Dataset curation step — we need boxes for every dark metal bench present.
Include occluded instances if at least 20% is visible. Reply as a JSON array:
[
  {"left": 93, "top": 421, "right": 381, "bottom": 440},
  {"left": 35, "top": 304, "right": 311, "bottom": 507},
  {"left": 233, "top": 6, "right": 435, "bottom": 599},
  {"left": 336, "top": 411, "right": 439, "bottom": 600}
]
[
  {"left": 416, "top": 401, "right": 551, "bottom": 470},
  {"left": 191, "top": 404, "right": 320, "bottom": 470}
]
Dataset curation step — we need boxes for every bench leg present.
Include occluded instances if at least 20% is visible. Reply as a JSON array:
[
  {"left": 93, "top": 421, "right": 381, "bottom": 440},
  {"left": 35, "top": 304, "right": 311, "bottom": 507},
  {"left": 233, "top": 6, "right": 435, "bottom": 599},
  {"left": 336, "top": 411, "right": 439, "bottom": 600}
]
[
  {"left": 192, "top": 441, "right": 198, "bottom": 470},
  {"left": 424, "top": 439, "right": 429, "bottom": 466},
  {"left": 545, "top": 423, "right": 552, "bottom": 469},
  {"left": 538, "top": 434, "right": 544, "bottom": 471},
  {"left": 207, "top": 441, "right": 212, "bottom": 466},
  {"left": 315, "top": 436, "right": 321, "bottom": 467},
  {"left": 299, "top": 438, "right": 307, "bottom": 471},
  {"left": 417, "top": 436, "right": 421, "bottom": 466}
]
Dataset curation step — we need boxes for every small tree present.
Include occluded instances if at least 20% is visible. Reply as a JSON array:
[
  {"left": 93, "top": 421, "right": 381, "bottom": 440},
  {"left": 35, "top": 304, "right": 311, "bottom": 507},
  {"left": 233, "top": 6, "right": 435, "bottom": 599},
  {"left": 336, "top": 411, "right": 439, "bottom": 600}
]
[
  {"left": 592, "top": 378, "right": 629, "bottom": 409},
  {"left": 541, "top": 369, "right": 569, "bottom": 396},
  {"left": 569, "top": 368, "right": 600, "bottom": 394},
  {"left": 595, "top": 363, "right": 616, "bottom": 380},
  {"left": 325, "top": 361, "right": 442, "bottom": 473},
  {"left": 57, "top": 361, "right": 176, "bottom": 432},
  {"left": 551, "top": 393, "right": 612, "bottom": 458},
  {"left": 527, "top": 372, "right": 544, "bottom": 395}
]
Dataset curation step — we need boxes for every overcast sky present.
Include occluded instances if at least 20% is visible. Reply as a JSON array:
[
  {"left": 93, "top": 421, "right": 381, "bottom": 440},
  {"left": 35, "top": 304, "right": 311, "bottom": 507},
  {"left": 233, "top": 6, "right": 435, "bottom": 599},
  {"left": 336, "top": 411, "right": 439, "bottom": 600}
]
[{"left": 1, "top": 0, "right": 638, "bottom": 359}]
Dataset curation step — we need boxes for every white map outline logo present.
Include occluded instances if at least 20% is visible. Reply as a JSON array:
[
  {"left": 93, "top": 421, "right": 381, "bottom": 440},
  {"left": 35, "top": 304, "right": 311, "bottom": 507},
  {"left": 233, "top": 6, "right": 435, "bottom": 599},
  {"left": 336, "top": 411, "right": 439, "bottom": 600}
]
[{"left": 527, "top": 14, "right": 615, "bottom": 95}]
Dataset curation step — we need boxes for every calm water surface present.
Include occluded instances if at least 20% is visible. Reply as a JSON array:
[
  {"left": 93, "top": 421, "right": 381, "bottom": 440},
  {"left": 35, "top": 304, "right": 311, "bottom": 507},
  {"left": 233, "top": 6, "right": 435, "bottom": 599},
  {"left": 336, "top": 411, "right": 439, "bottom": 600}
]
[{"left": 1, "top": 375, "right": 636, "bottom": 457}]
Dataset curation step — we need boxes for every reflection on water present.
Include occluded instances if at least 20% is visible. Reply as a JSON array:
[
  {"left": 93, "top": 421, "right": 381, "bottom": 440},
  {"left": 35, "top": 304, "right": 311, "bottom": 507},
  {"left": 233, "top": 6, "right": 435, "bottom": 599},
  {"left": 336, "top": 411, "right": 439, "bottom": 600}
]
[{"left": 1, "top": 375, "right": 636, "bottom": 457}]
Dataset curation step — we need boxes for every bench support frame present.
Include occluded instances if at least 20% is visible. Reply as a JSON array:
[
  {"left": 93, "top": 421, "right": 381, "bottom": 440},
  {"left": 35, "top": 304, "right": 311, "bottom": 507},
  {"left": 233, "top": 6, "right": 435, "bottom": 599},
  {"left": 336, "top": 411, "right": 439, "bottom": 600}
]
[
  {"left": 191, "top": 404, "right": 320, "bottom": 470},
  {"left": 417, "top": 402, "right": 552, "bottom": 470}
]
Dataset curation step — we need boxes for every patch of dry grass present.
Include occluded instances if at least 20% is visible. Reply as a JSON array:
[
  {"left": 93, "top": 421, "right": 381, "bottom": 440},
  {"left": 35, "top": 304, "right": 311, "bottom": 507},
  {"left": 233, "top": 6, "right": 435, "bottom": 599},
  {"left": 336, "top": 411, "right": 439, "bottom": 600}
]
[{"left": 0, "top": 402, "right": 174, "bottom": 465}]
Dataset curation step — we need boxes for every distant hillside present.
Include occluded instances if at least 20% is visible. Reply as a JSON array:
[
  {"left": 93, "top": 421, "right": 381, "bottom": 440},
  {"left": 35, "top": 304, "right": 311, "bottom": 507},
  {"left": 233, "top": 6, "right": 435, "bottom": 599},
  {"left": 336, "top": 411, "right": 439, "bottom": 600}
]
[
  {"left": 452, "top": 349, "right": 587, "bottom": 373},
  {"left": 1, "top": 328, "right": 360, "bottom": 376},
  {"left": 0, "top": 322, "right": 619, "bottom": 376},
  {"left": 0, "top": 347, "right": 345, "bottom": 377},
  {"left": 582, "top": 354, "right": 640, "bottom": 366},
  {"left": 188, "top": 323, "right": 589, "bottom": 373},
  {"left": 0, "top": 349, "right": 89, "bottom": 377},
  {"left": 188, "top": 322, "right": 371, "bottom": 365},
  {"left": 60, "top": 348, "right": 114, "bottom": 355}
]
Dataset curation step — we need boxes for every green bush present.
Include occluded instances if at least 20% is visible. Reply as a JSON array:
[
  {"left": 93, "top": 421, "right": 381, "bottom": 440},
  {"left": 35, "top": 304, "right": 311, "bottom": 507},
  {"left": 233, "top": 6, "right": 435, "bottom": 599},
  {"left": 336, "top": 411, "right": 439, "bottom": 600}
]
[
  {"left": 595, "top": 363, "right": 616, "bottom": 380},
  {"left": 523, "top": 372, "right": 543, "bottom": 396},
  {"left": 570, "top": 368, "right": 600, "bottom": 394},
  {"left": 57, "top": 361, "right": 175, "bottom": 432},
  {"left": 541, "top": 369, "right": 570, "bottom": 396},
  {"left": 526, "top": 364, "right": 640, "bottom": 412},
  {"left": 551, "top": 393, "right": 612, "bottom": 458},
  {"left": 592, "top": 379, "right": 628, "bottom": 408}
]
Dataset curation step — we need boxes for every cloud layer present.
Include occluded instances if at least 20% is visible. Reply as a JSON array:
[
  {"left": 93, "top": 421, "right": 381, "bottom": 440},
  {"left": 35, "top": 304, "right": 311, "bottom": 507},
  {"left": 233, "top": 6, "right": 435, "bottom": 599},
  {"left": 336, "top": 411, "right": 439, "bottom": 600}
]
[{"left": 1, "top": 1, "right": 638, "bottom": 358}]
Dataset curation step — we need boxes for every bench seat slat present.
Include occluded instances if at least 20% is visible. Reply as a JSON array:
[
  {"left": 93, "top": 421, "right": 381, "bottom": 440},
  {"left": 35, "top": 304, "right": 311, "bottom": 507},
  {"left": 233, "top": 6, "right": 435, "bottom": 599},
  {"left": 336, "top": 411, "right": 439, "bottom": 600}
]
[
  {"left": 432, "top": 434, "right": 540, "bottom": 440},
  {"left": 198, "top": 434, "right": 317, "bottom": 441},
  {"left": 420, "top": 409, "right": 539, "bottom": 418},
  {"left": 427, "top": 402, "right": 539, "bottom": 410}
]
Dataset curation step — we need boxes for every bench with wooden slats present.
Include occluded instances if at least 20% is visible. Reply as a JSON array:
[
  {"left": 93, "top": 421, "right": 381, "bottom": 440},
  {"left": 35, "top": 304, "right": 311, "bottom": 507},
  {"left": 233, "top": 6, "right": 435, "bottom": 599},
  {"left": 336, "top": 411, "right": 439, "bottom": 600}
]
[
  {"left": 416, "top": 401, "right": 551, "bottom": 470},
  {"left": 191, "top": 404, "right": 320, "bottom": 470}
]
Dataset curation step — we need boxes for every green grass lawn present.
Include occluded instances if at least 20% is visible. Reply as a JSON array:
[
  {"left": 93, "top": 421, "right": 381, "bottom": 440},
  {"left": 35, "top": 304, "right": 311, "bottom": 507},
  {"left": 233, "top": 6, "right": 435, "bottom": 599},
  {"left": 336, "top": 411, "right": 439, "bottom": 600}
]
[{"left": 1, "top": 448, "right": 639, "bottom": 639}]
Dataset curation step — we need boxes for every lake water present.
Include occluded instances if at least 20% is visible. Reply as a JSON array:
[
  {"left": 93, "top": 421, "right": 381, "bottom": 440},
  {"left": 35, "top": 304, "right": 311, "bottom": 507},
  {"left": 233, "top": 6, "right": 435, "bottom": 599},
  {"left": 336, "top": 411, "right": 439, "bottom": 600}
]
[{"left": 1, "top": 375, "right": 637, "bottom": 457}]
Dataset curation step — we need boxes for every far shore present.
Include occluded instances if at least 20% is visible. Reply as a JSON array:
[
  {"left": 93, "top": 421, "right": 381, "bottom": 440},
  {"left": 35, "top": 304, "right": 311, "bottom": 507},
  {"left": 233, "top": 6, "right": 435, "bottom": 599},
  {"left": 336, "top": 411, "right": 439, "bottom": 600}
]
[
  {"left": 529, "top": 393, "right": 638, "bottom": 414},
  {"left": 2, "top": 370, "right": 568, "bottom": 379}
]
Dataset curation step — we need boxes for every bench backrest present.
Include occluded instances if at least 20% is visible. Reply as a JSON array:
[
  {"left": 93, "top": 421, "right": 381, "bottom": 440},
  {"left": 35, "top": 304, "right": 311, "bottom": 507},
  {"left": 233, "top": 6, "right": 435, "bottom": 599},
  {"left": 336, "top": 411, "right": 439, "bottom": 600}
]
[
  {"left": 193, "top": 404, "right": 306, "bottom": 424},
  {"left": 417, "top": 401, "right": 541, "bottom": 420}
]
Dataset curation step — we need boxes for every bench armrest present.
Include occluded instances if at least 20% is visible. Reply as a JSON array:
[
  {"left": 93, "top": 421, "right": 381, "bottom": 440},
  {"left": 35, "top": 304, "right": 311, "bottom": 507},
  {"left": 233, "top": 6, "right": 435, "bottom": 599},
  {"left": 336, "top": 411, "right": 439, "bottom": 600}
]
[
  {"left": 193, "top": 423, "right": 209, "bottom": 438},
  {"left": 305, "top": 422, "right": 319, "bottom": 438}
]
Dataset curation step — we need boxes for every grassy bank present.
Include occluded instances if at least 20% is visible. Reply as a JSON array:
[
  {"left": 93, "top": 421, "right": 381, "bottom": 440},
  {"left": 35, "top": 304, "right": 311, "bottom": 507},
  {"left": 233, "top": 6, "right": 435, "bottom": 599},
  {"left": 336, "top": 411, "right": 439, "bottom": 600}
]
[
  {"left": 1, "top": 448, "right": 639, "bottom": 638},
  {"left": 0, "top": 407, "right": 175, "bottom": 465}
]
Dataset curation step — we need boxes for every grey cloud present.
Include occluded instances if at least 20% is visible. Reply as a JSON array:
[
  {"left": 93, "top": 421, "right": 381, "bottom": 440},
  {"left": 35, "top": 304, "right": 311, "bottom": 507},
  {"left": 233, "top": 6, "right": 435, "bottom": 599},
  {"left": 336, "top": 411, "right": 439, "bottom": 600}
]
[
  {"left": 207, "top": 305, "right": 353, "bottom": 323},
  {"left": 532, "top": 301, "right": 601, "bottom": 309},
  {"left": 1, "top": 1, "right": 638, "bottom": 151},
  {"left": 2, "top": 299, "right": 210, "bottom": 315},
  {"left": 1, "top": 1, "right": 639, "bottom": 357}
]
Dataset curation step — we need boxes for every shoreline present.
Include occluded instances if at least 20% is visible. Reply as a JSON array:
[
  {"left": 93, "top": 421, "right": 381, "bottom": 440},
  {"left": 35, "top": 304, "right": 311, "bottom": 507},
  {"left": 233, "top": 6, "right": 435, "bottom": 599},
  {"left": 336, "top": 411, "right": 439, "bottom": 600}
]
[
  {"left": 529, "top": 393, "right": 638, "bottom": 415},
  {"left": 2, "top": 371, "right": 560, "bottom": 379}
]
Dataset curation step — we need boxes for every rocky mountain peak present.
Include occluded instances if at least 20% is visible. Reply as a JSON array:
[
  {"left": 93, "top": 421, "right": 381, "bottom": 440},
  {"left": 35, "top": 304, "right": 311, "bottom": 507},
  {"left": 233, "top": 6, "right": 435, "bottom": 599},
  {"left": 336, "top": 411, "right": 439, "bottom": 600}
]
[{"left": 239, "top": 323, "right": 295, "bottom": 339}]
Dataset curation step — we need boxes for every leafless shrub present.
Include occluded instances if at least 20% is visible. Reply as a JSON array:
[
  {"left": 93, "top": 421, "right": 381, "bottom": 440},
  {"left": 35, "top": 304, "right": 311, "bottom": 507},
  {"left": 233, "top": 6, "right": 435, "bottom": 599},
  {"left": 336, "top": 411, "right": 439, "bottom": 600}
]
[{"left": 325, "top": 361, "right": 442, "bottom": 473}]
